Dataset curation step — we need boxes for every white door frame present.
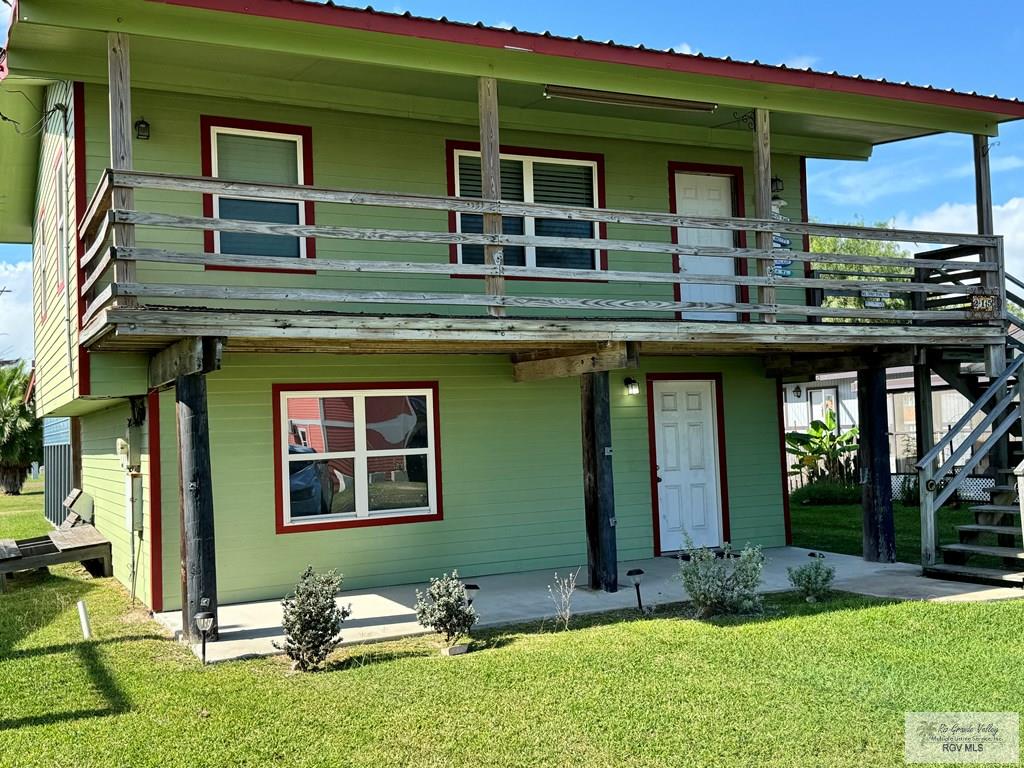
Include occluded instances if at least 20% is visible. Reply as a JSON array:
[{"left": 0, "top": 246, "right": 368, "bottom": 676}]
[{"left": 647, "top": 374, "right": 730, "bottom": 555}]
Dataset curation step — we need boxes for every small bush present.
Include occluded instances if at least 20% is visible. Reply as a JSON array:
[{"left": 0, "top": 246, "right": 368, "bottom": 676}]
[
  {"left": 791, "top": 480, "right": 862, "bottom": 506},
  {"left": 274, "top": 566, "right": 351, "bottom": 671},
  {"left": 415, "top": 571, "right": 478, "bottom": 646},
  {"left": 679, "top": 540, "right": 765, "bottom": 618},
  {"left": 787, "top": 556, "right": 836, "bottom": 602}
]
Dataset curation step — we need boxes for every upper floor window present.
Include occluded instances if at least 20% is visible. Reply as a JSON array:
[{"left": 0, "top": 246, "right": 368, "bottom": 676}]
[
  {"left": 452, "top": 147, "right": 602, "bottom": 271},
  {"left": 275, "top": 384, "right": 442, "bottom": 532},
  {"left": 202, "top": 117, "right": 315, "bottom": 260}
]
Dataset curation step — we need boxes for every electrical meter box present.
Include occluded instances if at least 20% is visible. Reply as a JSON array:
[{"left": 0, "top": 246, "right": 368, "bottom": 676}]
[{"left": 125, "top": 472, "right": 143, "bottom": 532}]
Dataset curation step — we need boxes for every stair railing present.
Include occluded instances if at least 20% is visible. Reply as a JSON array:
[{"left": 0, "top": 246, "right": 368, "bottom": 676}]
[{"left": 916, "top": 354, "right": 1024, "bottom": 566}]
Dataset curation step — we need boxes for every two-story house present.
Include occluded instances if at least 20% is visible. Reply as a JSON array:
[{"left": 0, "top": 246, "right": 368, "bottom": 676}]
[{"left": 4, "top": 0, "right": 1023, "bottom": 639}]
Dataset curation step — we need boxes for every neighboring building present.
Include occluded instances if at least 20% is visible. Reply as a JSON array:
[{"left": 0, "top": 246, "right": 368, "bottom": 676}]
[
  {"left": 783, "top": 369, "right": 985, "bottom": 475},
  {"left": 4, "top": 1, "right": 1022, "bottom": 620}
]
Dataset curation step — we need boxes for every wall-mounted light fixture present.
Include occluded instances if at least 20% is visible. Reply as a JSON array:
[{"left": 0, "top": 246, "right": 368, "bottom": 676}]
[
  {"left": 792, "top": 384, "right": 803, "bottom": 399},
  {"left": 770, "top": 176, "right": 785, "bottom": 195},
  {"left": 624, "top": 377, "right": 640, "bottom": 396},
  {"left": 543, "top": 84, "right": 718, "bottom": 113},
  {"left": 134, "top": 117, "right": 151, "bottom": 140}
]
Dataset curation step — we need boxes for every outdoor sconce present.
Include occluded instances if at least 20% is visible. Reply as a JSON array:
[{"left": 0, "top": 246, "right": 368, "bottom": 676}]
[
  {"left": 626, "top": 568, "right": 645, "bottom": 612},
  {"left": 624, "top": 377, "right": 640, "bottom": 396},
  {"left": 770, "top": 176, "right": 784, "bottom": 195},
  {"left": 134, "top": 117, "right": 151, "bottom": 140},
  {"left": 792, "top": 384, "right": 803, "bottom": 399},
  {"left": 194, "top": 611, "right": 215, "bottom": 665},
  {"left": 464, "top": 583, "right": 480, "bottom": 607}
]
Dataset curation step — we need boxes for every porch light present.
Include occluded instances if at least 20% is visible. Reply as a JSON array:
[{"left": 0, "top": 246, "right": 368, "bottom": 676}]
[
  {"left": 792, "top": 385, "right": 803, "bottom": 399},
  {"left": 626, "top": 568, "right": 645, "bottom": 612},
  {"left": 134, "top": 117, "right": 151, "bottom": 140},
  {"left": 194, "top": 611, "right": 215, "bottom": 665},
  {"left": 771, "top": 176, "right": 784, "bottom": 195},
  {"left": 543, "top": 85, "right": 718, "bottom": 113},
  {"left": 464, "top": 583, "right": 480, "bottom": 607},
  {"left": 624, "top": 377, "right": 640, "bottom": 396}
]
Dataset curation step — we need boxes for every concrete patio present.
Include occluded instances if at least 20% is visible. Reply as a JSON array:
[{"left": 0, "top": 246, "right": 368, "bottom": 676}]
[{"left": 155, "top": 546, "right": 1024, "bottom": 663}]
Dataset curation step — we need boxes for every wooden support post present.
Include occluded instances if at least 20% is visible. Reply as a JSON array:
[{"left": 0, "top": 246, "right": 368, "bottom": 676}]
[
  {"left": 478, "top": 77, "right": 506, "bottom": 318},
  {"left": 753, "top": 108, "right": 776, "bottom": 323},
  {"left": 107, "top": 32, "right": 136, "bottom": 308},
  {"left": 912, "top": 348, "right": 934, "bottom": 463},
  {"left": 176, "top": 371, "right": 218, "bottom": 642},
  {"left": 858, "top": 362, "right": 896, "bottom": 562},
  {"left": 581, "top": 371, "right": 617, "bottom": 592}
]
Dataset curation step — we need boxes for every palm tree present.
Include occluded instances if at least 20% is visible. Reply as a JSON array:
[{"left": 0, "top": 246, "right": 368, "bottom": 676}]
[{"left": 0, "top": 362, "right": 42, "bottom": 495}]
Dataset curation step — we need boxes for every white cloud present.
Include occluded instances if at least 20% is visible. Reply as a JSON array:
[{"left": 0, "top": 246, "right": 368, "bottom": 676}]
[
  {"left": 0, "top": 260, "right": 34, "bottom": 362},
  {"left": 783, "top": 55, "right": 819, "bottom": 70},
  {"left": 895, "top": 197, "right": 1024, "bottom": 277},
  {"left": 494, "top": 20, "right": 514, "bottom": 30},
  {"left": 673, "top": 42, "right": 695, "bottom": 54}
]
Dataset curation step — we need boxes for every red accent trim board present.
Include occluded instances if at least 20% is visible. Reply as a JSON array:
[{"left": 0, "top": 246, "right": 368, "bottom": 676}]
[
  {"left": 199, "top": 114, "right": 316, "bottom": 273},
  {"left": 645, "top": 372, "right": 731, "bottom": 557},
  {"left": 667, "top": 162, "right": 748, "bottom": 320},
  {"left": 444, "top": 139, "right": 608, "bottom": 280},
  {"left": 776, "top": 377, "right": 793, "bottom": 546},
  {"left": 148, "top": 389, "right": 164, "bottom": 612},
  {"left": 152, "top": 0, "right": 1024, "bottom": 119},
  {"left": 271, "top": 381, "right": 444, "bottom": 534},
  {"left": 72, "top": 81, "right": 90, "bottom": 397}
]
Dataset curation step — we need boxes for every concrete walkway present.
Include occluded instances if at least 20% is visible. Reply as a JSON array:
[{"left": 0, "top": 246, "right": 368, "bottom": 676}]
[{"left": 155, "top": 546, "right": 1024, "bottom": 663}]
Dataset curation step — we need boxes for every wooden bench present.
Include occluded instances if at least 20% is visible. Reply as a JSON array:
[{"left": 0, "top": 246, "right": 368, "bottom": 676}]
[{"left": 0, "top": 518, "right": 112, "bottom": 593}]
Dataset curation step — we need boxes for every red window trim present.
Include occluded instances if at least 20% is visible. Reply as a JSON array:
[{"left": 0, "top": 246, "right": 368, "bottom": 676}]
[
  {"left": 200, "top": 115, "right": 317, "bottom": 274},
  {"left": 445, "top": 139, "right": 608, "bottom": 282},
  {"left": 667, "top": 161, "right": 748, "bottom": 321},
  {"left": 645, "top": 372, "right": 731, "bottom": 557},
  {"left": 272, "top": 381, "right": 444, "bottom": 534}
]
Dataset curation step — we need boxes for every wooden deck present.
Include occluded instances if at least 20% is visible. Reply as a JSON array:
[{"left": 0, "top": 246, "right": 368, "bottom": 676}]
[{"left": 0, "top": 524, "right": 112, "bottom": 593}]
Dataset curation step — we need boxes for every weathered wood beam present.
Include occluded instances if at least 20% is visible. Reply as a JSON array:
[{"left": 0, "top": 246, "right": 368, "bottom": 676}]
[
  {"left": 764, "top": 348, "right": 913, "bottom": 379},
  {"left": 512, "top": 342, "right": 639, "bottom": 382},
  {"left": 478, "top": 76, "right": 505, "bottom": 318},
  {"left": 177, "top": 371, "right": 218, "bottom": 643},
  {"left": 753, "top": 108, "right": 776, "bottom": 324},
  {"left": 858, "top": 363, "right": 896, "bottom": 563},
  {"left": 107, "top": 32, "right": 136, "bottom": 308},
  {"left": 149, "top": 337, "right": 224, "bottom": 390},
  {"left": 581, "top": 371, "right": 617, "bottom": 592}
]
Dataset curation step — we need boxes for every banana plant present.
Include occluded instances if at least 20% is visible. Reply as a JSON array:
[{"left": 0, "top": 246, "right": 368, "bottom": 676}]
[{"left": 785, "top": 409, "right": 859, "bottom": 482}]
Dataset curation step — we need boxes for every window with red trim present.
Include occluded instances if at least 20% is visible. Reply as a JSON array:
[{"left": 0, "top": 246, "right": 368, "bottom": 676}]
[
  {"left": 276, "top": 384, "right": 442, "bottom": 530},
  {"left": 452, "top": 147, "right": 602, "bottom": 270}
]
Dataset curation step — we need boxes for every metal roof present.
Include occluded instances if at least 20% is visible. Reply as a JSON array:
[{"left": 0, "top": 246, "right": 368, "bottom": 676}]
[{"left": 244, "top": 0, "right": 1024, "bottom": 118}]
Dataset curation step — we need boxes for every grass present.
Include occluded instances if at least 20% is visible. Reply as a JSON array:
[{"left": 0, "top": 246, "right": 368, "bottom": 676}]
[
  {"left": 0, "top": 480, "right": 50, "bottom": 539},
  {"left": 790, "top": 500, "right": 977, "bottom": 564},
  {"left": 5, "top": 490, "right": 1024, "bottom": 766}
]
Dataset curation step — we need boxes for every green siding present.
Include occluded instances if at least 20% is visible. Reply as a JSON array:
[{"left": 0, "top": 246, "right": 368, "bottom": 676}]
[
  {"left": 154, "top": 353, "right": 784, "bottom": 609},
  {"left": 81, "top": 84, "right": 809, "bottom": 319}
]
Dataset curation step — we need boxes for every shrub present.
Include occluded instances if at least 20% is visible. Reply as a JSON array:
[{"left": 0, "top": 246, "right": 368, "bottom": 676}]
[
  {"left": 415, "top": 571, "right": 478, "bottom": 646},
  {"left": 790, "top": 480, "right": 862, "bottom": 506},
  {"left": 274, "top": 566, "right": 350, "bottom": 671},
  {"left": 547, "top": 568, "right": 580, "bottom": 631},
  {"left": 898, "top": 475, "right": 920, "bottom": 506},
  {"left": 787, "top": 556, "right": 835, "bottom": 602},
  {"left": 679, "top": 540, "right": 765, "bottom": 618}
]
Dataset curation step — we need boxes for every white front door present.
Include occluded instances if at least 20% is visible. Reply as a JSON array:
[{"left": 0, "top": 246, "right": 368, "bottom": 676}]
[
  {"left": 673, "top": 172, "right": 737, "bottom": 321},
  {"left": 652, "top": 379, "right": 723, "bottom": 552}
]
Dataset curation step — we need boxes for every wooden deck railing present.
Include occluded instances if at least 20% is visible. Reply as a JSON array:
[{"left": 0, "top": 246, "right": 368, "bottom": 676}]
[{"left": 77, "top": 169, "right": 1006, "bottom": 330}]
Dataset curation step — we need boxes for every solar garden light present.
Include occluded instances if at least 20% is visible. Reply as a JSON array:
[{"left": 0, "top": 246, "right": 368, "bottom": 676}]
[
  {"left": 464, "top": 583, "right": 480, "bottom": 607},
  {"left": 194, "top": 611, "right": 215, "bottom": 665},
  {"left": 626, "top": 568, "right": 645, "bottom": 612}
]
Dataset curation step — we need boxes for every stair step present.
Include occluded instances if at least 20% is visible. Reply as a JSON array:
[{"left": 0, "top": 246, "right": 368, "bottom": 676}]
[
  {"left": 989, "top": 484, "right": 1018, "bottom": 494},
  {"left": 924, "top": 563, "right": 1024, "bottom": 585},
  {"left": 942, "top": 543, "right": 1024, "bottom": 559},
  {"left": 969, "top": 504, "right": 1021, "bottom": 514},
  {"left": 957, "top": 524, "right": 1022, "bottom": 536}
]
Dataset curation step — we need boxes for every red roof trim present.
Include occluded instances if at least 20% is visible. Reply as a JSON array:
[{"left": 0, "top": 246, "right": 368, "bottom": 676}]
[{"left": 152, "top": 0, "right": 1024, "bottom": 118}]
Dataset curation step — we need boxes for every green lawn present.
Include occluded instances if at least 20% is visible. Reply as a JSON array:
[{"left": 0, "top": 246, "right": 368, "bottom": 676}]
[
  {"left": 791, "top": 500, "right": 977, "bottom": 564},
  {"left": 0, "top": 480, "right": 50, "bottom": 539},
  {"left": 4, "top": 490, "right": 1024, "bottom": 766}
]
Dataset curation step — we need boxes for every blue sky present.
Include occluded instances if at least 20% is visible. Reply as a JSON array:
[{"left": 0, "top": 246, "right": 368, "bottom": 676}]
[{"left": 2, "top": 0, "right": 1023, "bottom": 356}]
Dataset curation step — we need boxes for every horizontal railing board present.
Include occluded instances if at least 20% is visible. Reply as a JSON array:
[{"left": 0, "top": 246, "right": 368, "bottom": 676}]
[
  {"left": 112, "top": 247, "right": 987, "bottom": 295},
  {"left": 100, "top": 169, "right": 1001, "bottom": 247}
]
